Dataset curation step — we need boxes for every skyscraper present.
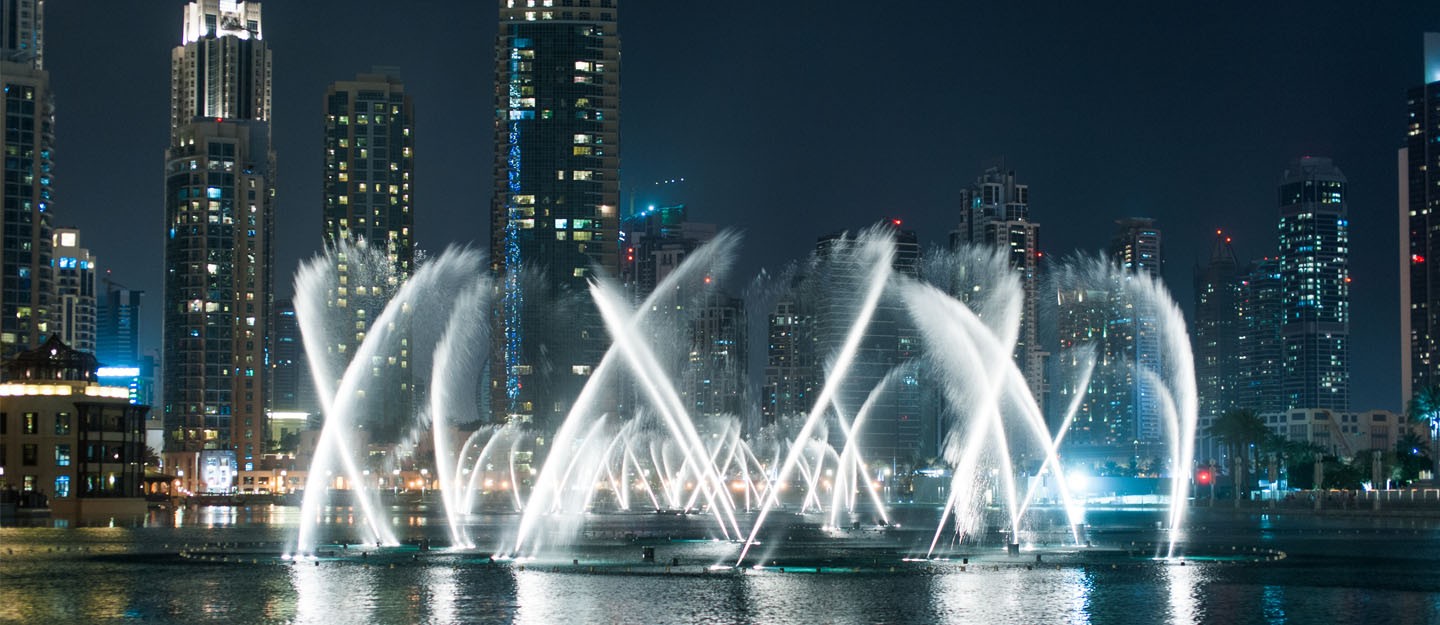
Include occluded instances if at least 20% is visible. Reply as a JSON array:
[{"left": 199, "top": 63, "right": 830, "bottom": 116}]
[
  {"left": 1278, "top": 157, "right": 1349, "bottom": 411},
  {"left": 1110, "top": 218, "right": 1163, "bottom": 445},
  {"left": 320, "top": 70, "right": 415, "bottom": 441},
  {"left": 0, "top": 0, "right": 54, "bottom": 359},
  {"left": 950, "top": 167, "right": 1045, "bottom": 408},
  {"left": 1403, "top": 33, "right": 1440, "bottom": 403},
  {"left": 269, "top": 298, "right": 316, "bottom": 417},
  {"left": 1237, "top": 258, "right": 1285, "bottom": 415},
  {"left": 322, "top": 70, "right": 414, "bottom": 271},
  {"left": 162, "top": 0, "right": 274, "bottom": 488},
  {"left": 762, "top": 295, "right": 816, "bottom": 427},
  {"left": 1110, "top": 218, "right": 1162, "bottom": 276},
  {"left": 813, "top": 221, "right": 925, "bottom": 468},
  {"left": 1052, "top": 219, "right": 1166, "bottom": 463},
  {"left": 95, "top": 278, "right": 152, "bottom": 407},
  {"left": 1193, "top": 230, "right": 1241, "bottom": 461},
  {"left": 96, "top": 279, "right": 142, "bottom": 369},
  {"left": 683, "top": 293, "right": 746, "bottom": 418},
  {"left": 50, "top": 227, "right": 95, "bottom": 353},
  {"left": 491, "top": 1, "right": 620, "bottom": 433}
]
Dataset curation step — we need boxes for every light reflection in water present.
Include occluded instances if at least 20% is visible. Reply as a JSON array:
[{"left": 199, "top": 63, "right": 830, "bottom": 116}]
[
  {"left": 1165, "top": 562, "right": 1202, "bottom": 624},
  {"left": 514, "top": 570, "right": 579, "bottom": 624},
  {"left": 931, "top": 566, "right": 1090, "bottom": 624},
  {"left": 423, "top": 565, "right": 459, "bottom": 625},
  {"left": 1262, "top": 584, "right": 1287, "bottom": 624},
  {"left": 292, "top": 561, "right": 377, "bottom": 625}
]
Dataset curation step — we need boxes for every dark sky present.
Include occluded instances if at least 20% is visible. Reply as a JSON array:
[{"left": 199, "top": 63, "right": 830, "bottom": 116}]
[{"left": 42, "top": 1, "right": 1440, "bottom": 411}]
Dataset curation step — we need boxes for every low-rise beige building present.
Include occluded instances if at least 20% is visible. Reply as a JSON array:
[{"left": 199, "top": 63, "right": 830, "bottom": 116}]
[
  {"left": 1, "top": 337, "right": 148, "bottom": 524},
  {"left": 1262, "top": 408, "right": 1410, "bottom": 456}
]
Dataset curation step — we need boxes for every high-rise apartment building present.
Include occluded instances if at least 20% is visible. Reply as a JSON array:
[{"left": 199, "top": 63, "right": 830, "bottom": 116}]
[
  {"left": 323, "top": 71, "right": 414, "bottom": 270},
  {"left": 1193, "top": 231, "right": 1241, "bottom": 461},
  {"left": 1, "top": 0, "right": 54, "bottom": 359},
  {"left": 491, "top": 1, "right": 620, "bottom": 433},
  {"left": 683, "top": 293, "right": 746, "bottom": 418},
  {"left": 162, "top": 0, "right": 274, "bottom": 489},
  {"left": 1278, "top": 157, "right": 1349, "bottom": 411},
  {"left": 950, "top": 167, "right": 1044, "bottom": 408},
  {"left": 1403, "top": 33, "right": 1440, "bottom": 403},
  {"left": 814, "top": 221, "right": 925, "bottom": 468},
  {"left": 762, "top": 296, "right": 816, "bottom": 427},
  {"left": 1237, "top": 258, "right": 1285, "bottom": 415},
  {"left": 618, "top": 204, "right": 715, "bottom": 301},
  {"left": 1111, "top": 218, "right": 1163, "bottom": 445},
  {"left": 1053, "top": 219, "right": 1166, "bottom": 462},
  {"left": 319, "top": 71, "right": 415, "bottom": 441},
  {"left": 50, "top": 227, "right": 95, "bottom": 353},
  {"left": 1111, "top": 218, "right": 1162, "bottom": 276}
]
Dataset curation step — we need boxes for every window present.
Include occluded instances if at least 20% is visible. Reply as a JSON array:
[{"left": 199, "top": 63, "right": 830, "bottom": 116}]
[
  {"left": 54, "top": 476, "right": 70, "bottom": 498},
  {"left": 55, "top": 412, "right": 70, "bottom": 435},
  {"left": 55, "top": 444, "right": 70, "bottom": 467},
  {"left": 24, "top": 412, "right": 38, "bottom": 434},
  {"left": 22, "top": 444, "right": 37, "bottom": 466}
]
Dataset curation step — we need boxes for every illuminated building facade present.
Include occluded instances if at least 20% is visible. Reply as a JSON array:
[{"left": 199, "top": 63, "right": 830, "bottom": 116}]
[
  {"left": 1193, "top": 231, "right": 1241, "bottom": 461},
  {"left": 1278, "top": 157, "right": 1348, "bottom": 411},
  {"left": 50, "top": 227, "right": 95, "bottom": 353},
  {"left": 1238, "top": 257, "right": 1285, "bottom": 415},
  {"left": 490, "top": 0, "right": 620, "bottom": 434},
  {"left": 1, "top": 0, "right": 54, "bottom": 359},
  {"left": 1403, "top": 33, "right": 1440, "bottom": 403},
  {"left": 762, "top": 296, "right": 816, "bottom": 427},
  {"left": 950, "top": 167, "right": 1045, "bottom": 409},
  {"left": 0, "top": 336, "right": 148, "bottom": 523},
  {"left": 320, "top": 71, "right": 415, "bottom": 441},
  {"left": 162, "top": 0, "right": 274, "bottom": 489},
  {"left": 813, "top": 221, "right": 925, "bottom": 468}
]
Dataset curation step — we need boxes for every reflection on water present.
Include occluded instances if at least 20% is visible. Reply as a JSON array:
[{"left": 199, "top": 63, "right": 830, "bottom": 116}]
[
  {"left": 1261, "top": 584, "right": 1286, "bottom": 625},
  {"left": 6, "top": 513, "right": 1440, "bottom": 624},
  {"left": 1164, "top": 561, "right": 1202, "bottom": 624}
]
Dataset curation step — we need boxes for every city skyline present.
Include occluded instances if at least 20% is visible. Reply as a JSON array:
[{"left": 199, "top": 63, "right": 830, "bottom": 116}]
[{"left": 31, "top": 2, "right": 1440, "bottom": 412}]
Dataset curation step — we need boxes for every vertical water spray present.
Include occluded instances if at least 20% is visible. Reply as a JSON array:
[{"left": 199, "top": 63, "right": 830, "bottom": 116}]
[
  {"left": 429, "top": 281, "right": 492, "bottom": 549},
  {"left": 736, "top": 231, "right": 895, "bottom": 566}
]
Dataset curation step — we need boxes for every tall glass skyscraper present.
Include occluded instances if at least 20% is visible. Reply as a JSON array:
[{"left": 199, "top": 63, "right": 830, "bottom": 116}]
[
  {"left": 1193, "top": 231, "right": 1241, "bottom": 461},
  {"left": 1278, "top": 157, "right": 1348, "bottom": 411},
  {"left": 490, "top": 1, "right": 620, "bottom": 434},
  {"left": 1, "top": 0, "right": 54, "bottom": 359},
  {"left": 1238, "top": 257, "right": 1284, "bottom": 415},
  {"left": 1403, "top": 33, "right": 1440, "bottom": 403},
  {"left": 162, "top": 0, "right": 274, "bottom": 488}
]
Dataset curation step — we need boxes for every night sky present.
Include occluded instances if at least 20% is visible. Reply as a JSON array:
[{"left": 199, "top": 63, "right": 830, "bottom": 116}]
[{"left": 40, "top": 1, "right": 1440, "bottom": 411}]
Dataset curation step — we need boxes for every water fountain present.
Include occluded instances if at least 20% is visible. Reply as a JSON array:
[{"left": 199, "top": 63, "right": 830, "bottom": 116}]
[{"left": 286, "top": 228, "right": 1200, "bottom": 566}]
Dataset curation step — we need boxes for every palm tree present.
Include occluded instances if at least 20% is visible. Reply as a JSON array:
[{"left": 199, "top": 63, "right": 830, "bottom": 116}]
[
  {"left": 1407, "top": 385, "right": 1440, "bottom": 479},
  {"left": 1208, "top": 408, "right": 1269, "bottom": 500},
  {"left": 1395, "top": 431, "right": 1433, "bottom": 484}
]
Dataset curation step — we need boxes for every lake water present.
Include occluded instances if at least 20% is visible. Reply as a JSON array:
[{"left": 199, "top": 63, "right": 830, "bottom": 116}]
[{"left": 3, "top": 506, "right": 1439, "bottom": 624}]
